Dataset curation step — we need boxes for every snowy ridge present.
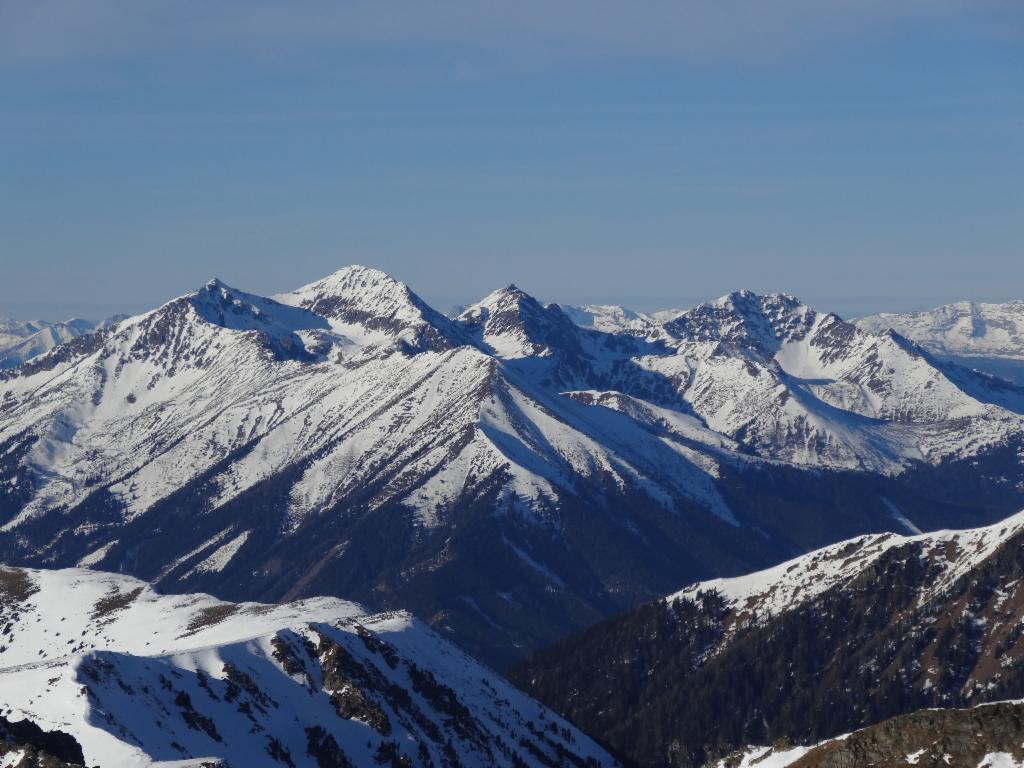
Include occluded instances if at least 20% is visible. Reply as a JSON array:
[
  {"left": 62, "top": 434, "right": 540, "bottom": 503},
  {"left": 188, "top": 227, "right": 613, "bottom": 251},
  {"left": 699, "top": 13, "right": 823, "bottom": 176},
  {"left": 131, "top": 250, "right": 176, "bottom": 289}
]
[
  {"left": 3, "top": 274, "right": 1021, "bottom": 537},
  {"left": 511, "top": 509, "right": 1024, "bottom": 768},
  {"left": 0, "top": 274, "right": 738, "bottom": 539},
  {"left": 672, "top": 508, "right": 1024, "bottom": 626},
  {"left": 0, "top": 566, "right": 616, "bottom": 768}
]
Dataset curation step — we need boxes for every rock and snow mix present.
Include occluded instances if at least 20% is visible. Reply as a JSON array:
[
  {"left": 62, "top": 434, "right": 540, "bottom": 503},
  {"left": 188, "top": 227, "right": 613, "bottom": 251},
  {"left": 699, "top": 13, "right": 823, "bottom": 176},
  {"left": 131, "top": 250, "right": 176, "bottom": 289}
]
[
  {"left": 0, "top": 566, "right": 616, "bottom": 767},
  {"left": 672, "top": 508, "right": 1024, "bottom": 632},
  {"left": 717, "top": 701, "right": 1024, "bottom": 767},
  {"left": 2, "top": 268, "right": 1022, "bottom": 543},
  {"left": 855, "top": 299, "right": 1024, "bottom": 385},
  {"left": 2, "top": 266, "right": 1023, "bottom": 664}
]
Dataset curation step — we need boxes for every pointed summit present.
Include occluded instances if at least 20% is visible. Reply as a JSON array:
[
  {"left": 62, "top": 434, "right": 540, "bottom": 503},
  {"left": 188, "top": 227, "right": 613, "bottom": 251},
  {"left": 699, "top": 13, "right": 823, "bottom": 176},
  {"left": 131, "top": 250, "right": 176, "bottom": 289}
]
[
  {"left": 462, "top": 284, "right": 543, "bottom": 322},
  {"left": 276, "top": 265, "right": 461, "bottom": 352},
  {"left": 459, "top": 283, "right": 581, "bottom": 359}
]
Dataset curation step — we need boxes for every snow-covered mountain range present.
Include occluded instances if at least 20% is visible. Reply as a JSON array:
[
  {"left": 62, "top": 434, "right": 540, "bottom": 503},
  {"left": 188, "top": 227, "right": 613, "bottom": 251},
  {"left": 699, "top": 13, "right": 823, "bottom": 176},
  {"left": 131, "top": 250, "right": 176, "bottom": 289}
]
[
  {"left": 0, "top": 317, "right": 99, "bottom": 370},
  {"left": 514, "top": 510, "right": 1024, "bottom": 767},
  {"left": 1, "top": 267, "right": 1023, "bottom": 665},
  {"left": 0, "top": 565, "right": 615, "bottom": 768},
  {"left": 856, "top": 300, "right": 1024, "bottom": 386}
]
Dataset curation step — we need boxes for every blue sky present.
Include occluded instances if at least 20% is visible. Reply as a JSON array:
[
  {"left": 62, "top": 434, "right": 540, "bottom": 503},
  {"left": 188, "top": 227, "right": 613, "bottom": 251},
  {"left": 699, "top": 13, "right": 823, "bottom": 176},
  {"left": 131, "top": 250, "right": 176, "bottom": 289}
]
[{"left": 1, "top": 1, "right": 1022, "bottom": 320}]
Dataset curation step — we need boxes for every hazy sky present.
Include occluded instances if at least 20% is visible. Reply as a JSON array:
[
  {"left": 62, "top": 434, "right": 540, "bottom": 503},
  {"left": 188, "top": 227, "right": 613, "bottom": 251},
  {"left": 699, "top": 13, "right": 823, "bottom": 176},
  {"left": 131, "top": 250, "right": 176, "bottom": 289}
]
[{"left": 1, "top": 1, "right": 1022, "bottom": 320}]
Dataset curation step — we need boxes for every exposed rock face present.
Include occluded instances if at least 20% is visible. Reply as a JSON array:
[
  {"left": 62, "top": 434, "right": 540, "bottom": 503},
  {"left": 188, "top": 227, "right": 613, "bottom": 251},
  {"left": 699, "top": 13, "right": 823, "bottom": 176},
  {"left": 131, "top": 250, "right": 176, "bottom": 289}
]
[
  {"left": 0, "top": 566, "right": 617, "bottom": 768},
  {"left": 795, "top": 704, "right": 1024, "bottom": 767},
  {"left": 0, "top": 714, "right": 85, "bottom": 768},
  {"left": 717, "top": 702, "right": 1024, "bottom": 768}
]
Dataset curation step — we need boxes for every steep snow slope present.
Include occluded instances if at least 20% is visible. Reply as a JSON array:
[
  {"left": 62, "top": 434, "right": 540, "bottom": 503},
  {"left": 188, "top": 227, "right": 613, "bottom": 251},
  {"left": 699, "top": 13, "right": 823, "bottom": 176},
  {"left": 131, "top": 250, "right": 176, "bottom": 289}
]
[
  {"left": 856, "top": 300, "right": 1024, "bottom": 385},
  {"left": 0, "top": 566, "right": 616, "bottom": 768}
]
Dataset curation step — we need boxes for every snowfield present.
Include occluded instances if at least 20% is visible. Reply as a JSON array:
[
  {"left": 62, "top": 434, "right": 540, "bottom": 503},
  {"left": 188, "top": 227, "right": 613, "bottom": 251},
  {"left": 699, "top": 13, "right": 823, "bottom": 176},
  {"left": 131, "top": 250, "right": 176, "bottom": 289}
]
[{"left": 0, "top": 565, "right": 616, "bottom": 767}]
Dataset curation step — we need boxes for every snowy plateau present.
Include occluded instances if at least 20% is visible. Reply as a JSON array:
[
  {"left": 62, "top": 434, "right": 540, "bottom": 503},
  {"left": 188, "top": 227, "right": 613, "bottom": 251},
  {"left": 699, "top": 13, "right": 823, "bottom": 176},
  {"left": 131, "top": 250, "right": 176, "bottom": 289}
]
[{"left": 1, "top": 267, "right": 1024, "bottom": 666}]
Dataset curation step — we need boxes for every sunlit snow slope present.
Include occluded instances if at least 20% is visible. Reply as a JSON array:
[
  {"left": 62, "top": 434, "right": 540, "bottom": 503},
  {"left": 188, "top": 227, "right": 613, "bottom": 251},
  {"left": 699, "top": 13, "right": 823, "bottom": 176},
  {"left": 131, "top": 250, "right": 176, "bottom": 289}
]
[
  {"left": 1, "top": 267, "right": 1022, "bottom": 664},
  {"left": 0, "top": 566, "right": 616, "bottom": 768}
]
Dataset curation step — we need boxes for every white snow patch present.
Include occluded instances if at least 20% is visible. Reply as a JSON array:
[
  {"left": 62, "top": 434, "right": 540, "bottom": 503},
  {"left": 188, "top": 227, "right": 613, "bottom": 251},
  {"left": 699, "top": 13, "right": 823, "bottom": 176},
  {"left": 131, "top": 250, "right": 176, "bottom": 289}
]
[
  {"left": 76, "top": 540, "right": 117, "bottom": 568},
  {"left": 183, "top": 530, "right": 250, "bottom": 577}
]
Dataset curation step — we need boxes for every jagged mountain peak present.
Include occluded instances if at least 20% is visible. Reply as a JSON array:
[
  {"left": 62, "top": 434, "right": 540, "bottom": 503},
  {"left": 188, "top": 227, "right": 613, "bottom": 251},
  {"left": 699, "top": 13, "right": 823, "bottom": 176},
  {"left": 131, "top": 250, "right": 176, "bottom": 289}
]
[
  {"left": 285, "top": 265, "right": 422, "bottom": 312},
  {"left": 706, "top": 289, "right": 809, "bottom": 318},
  {"left": 460, "top": 283, "right": 582, "bottom": 359},
  {"left": 465, "top": 283, "right": 542, "bottom": 314},
  {"left": 295, "top": 264, "right": 407, "bottom": 295},
  {"left": 667, "top": 289, "right": 820, "bottom": 358},
  {"left": 127, "top": 277, "right": 332, "bottom": 364},
  {"left": 711, "top": 287, "right": 757, "bottom": 307}
]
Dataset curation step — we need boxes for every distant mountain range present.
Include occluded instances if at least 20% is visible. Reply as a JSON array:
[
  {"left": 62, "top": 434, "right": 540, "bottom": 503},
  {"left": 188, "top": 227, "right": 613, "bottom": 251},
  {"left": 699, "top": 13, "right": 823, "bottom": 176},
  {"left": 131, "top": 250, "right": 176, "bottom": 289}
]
[
  {"left": 1, "top": 268, "right": 1023, "bottom": 667},
  {"left": 855, "top": 300, "right": 1024, "bottom": 386},
  {"left": 0, "top": 564, "right": 615, "bottom": 767},
  {"left": 0, "top": 317, "right": 97, "bottom": 369},
  {"left": 512, "top": 511, "right": 1024, "bottom": 767}
]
